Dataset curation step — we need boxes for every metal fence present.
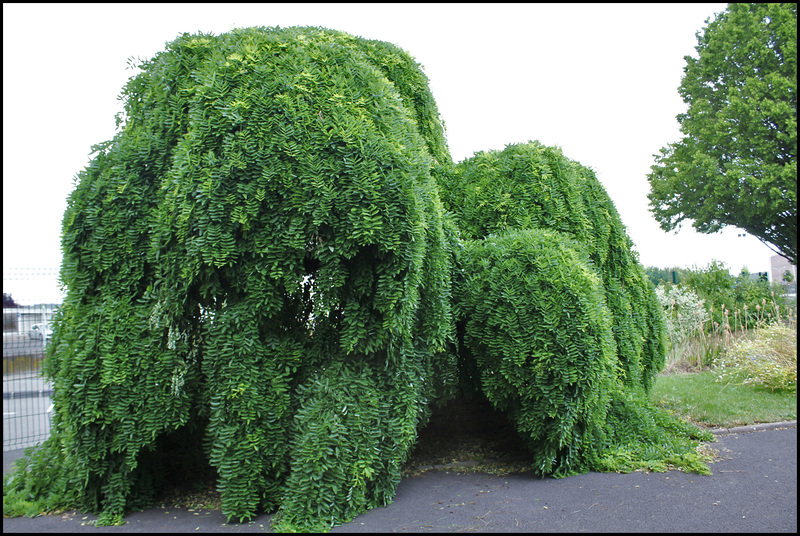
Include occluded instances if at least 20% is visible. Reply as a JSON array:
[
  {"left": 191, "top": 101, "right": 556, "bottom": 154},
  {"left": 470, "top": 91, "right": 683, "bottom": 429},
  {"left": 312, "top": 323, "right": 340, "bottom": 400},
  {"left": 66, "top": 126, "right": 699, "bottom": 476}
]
[{"left": 3, "top": 268, "right": 60, "bottom": 451}]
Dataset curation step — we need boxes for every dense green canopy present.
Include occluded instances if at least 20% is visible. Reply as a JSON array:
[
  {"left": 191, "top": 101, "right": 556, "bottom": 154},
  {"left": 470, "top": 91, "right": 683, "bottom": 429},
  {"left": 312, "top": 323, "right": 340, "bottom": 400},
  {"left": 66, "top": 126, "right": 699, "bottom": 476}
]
[
  {"left": 438, "top": 142, "right": 666, "bottom": 393},
  {"left": 6, "top": 26, "right": 456, "bottom": 529},
  {"left": 437, "top": 142, "right": 705, "bottom": 478},
  {"left": 647, "top": 3, "right": 797, "bottom": 264},
  {"left": 457, "top": 229, "right": 618, "bottom": 475},
  {"left": 4, "top": 27, "right": 711, "bottom": 533}
]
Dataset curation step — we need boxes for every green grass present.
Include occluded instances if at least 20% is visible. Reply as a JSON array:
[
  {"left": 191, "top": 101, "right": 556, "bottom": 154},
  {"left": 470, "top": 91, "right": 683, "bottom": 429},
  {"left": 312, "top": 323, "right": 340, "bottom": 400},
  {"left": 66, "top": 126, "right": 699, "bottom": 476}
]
[{"left": 651, "top": 370, "right": 797, "bottom": 429}]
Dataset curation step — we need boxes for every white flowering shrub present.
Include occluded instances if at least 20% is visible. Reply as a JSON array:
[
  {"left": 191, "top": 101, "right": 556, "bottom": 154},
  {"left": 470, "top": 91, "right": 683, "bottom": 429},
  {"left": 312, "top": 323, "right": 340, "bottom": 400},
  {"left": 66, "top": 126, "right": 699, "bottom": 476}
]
[{"left": 655, "top": 285, "right": 709, "bottom": 345}]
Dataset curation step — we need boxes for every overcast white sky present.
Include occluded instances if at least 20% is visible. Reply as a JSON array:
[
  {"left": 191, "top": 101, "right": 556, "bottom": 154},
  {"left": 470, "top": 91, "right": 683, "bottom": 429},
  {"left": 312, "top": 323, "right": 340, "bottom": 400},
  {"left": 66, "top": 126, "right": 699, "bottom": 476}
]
[{"left": 3, "top": 3, "right": 782, "bottom": 304}]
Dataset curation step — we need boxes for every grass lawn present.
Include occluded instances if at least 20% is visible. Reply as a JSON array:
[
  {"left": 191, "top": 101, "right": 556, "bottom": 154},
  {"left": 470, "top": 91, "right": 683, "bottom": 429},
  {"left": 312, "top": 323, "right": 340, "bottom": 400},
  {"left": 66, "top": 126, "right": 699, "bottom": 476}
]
[{"left": 651, "top": 370, "right": 797, "bottom": 429}]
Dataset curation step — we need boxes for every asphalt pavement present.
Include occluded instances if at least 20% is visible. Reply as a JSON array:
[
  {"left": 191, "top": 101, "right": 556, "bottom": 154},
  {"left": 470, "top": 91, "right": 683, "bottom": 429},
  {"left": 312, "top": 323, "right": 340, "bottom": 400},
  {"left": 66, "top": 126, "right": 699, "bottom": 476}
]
[{"left": 3, "top": 422, "right": 796, "bottom": 533}]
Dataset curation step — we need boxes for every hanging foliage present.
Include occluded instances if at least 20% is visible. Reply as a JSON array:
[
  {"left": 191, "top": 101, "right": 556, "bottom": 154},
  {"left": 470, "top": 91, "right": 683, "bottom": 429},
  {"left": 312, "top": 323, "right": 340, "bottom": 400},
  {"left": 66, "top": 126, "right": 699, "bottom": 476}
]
[
  {"left": 3, "top": 26, "right": 455, "bottom": 530},
  {"left": 3, "top": 27, "right": 712, "bottom": 533},
  {"left": 437, "top": 141, "right": 666, "bottom": 392},
  {"left": 457, "top": 229, "right": 618, "bottom": 475},
  {"left": 441, "top": 142, "right": 710, "bottom": 477}
]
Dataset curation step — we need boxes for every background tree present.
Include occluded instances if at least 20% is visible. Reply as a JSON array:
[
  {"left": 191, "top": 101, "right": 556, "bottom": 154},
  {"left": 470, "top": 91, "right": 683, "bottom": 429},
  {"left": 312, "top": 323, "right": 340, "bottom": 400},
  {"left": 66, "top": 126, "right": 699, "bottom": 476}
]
[
  {"left": 647, "top": 3, "right": 797, "bottom": 265},
  {"left": 3, "top": 293, "right": 18, "bottom": 308},
  {"left": 644, "top": 266, "right": 687, "bottom": 287}
]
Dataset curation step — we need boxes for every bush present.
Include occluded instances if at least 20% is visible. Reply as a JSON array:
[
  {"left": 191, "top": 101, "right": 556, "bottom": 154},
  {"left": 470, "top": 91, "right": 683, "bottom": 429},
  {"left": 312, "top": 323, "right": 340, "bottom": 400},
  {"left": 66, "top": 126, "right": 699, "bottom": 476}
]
[
  {"left": 716, "top": 323, "right": 797, "bottom": 391},
  {"left": 655, "top": 285, "right": 709, "bottom": 344},
  {"left": 680, "top": 261, "right": 735, "bottom": 327},
  {"left": 273, "top": 360, "right": 426, "bottom": 531},
  {"left": 655, "top": 285, "right": 712, "bottom": 368},
  {"left": 446, "top": 144, "right": 706, "bottom": 478},
  {"left": 681, "top": 261, "right": 790, "bottom": 331}
]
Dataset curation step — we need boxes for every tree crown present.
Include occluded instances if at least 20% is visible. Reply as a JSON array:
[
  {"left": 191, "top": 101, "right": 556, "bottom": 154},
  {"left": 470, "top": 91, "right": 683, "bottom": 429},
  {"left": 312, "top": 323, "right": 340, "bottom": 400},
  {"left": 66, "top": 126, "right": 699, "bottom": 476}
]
[{"left": 647, "top": 2, "right": 797, "bottom": 264}]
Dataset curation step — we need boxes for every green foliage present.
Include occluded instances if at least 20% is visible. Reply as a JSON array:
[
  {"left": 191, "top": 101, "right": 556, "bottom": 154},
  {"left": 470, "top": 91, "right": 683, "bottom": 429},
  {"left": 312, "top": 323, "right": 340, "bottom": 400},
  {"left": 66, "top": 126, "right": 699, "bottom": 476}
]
[
  {"left": 457, "top": 229, "right": 617, "bottom": 476},
  {"left": 4, "top": 26, "right": 455, "bottom": 530},
  {"left": 5, "top": 26, "right": 714, "bottom": 532},
  {"left": 273, "top": 360, "right": 428, "bottom": 531},
  {"left": 440, "top": 142, "right": 707, "bottom": 478},
  {"left": 647, "top": 3, "right": 797, "bottom": 264},
  {"left": 3, "top": 445, "right": 77, "bottom": 519},
  {"left": 679, "top": 260, "right": 735, "bottom": 328},
  {"left": 434, "top": 142, "right": 711, "bottom": 476},
  {"left": 656, "top": 284, "right": 709, "bottom": 340},
  {"left": 598, "top": 389, "right": 714, "bottom": 475},
  {"left": 644, "top": 266, "right": 686, "bottom": 287},
  {"left": 649, "top": 261, "right": 793, "bottom": 371},
  {"left": 453, "top": 232, "right": 709, "bottom": 478},
  {"left": 680, "top": 260, "right": 790, "bottom": 329},
  {"left": 438, "top": 141, "right": 666, "bottom": 392}
]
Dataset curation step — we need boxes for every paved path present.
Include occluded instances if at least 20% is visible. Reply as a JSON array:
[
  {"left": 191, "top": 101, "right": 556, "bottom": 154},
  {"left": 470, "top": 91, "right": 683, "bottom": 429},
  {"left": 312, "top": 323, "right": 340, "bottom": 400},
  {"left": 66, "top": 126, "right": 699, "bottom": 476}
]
[{"left": 3, "top": 423, "right": 796, "bottom": 533}]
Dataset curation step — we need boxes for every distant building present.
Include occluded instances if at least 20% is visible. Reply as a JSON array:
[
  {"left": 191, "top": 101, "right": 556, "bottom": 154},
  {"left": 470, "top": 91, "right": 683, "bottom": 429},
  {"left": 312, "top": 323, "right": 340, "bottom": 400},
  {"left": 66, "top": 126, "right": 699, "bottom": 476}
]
[
  {"left": 771, "top": 255, "right": 797, "bottom": 300},
  {"left": 771, "top": 255, "right": 797, "bottom": 282}
]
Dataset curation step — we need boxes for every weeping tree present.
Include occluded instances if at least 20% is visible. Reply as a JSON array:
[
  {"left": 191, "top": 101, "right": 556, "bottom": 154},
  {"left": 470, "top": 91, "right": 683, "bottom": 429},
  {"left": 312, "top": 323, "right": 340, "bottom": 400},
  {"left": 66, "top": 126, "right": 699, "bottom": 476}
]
[
  {"left": 439, "top": 142, "right": 712, "bottom": 476},
  {"left": 4, "top": 28, "right": 712, "bottom": 532},
  {"left": 3, "top": 26, "right": 456, "bottom": 530}
]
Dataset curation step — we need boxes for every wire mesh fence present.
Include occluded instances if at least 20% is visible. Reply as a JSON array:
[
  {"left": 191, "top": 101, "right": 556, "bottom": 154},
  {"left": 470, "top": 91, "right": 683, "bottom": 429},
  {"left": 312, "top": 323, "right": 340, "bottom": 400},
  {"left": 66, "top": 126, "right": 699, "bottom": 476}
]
[{"left": 3, "top": 268, "right": 61, "bottom": 451}]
